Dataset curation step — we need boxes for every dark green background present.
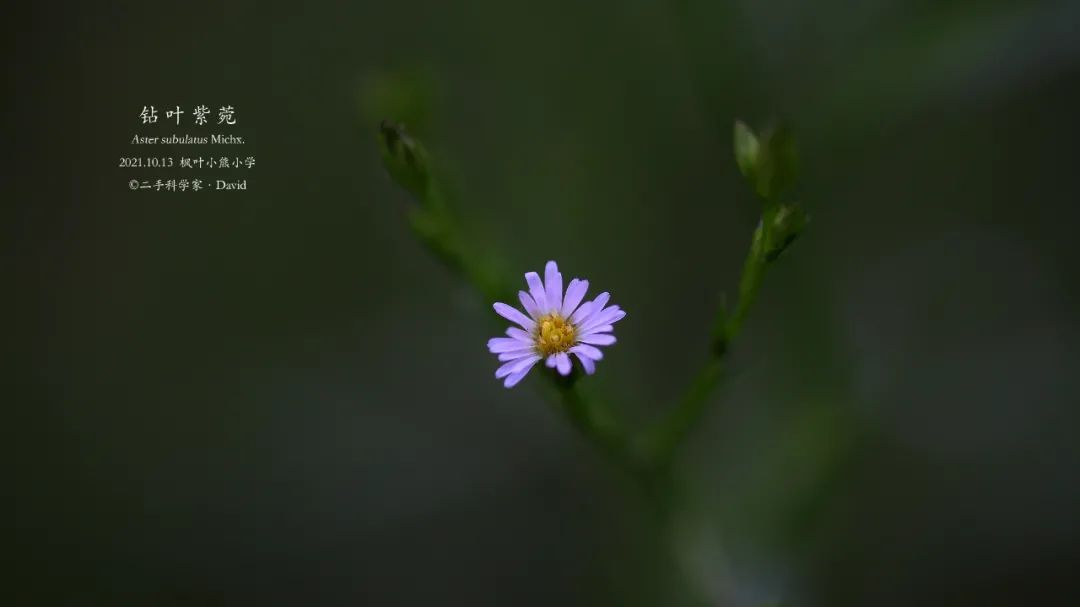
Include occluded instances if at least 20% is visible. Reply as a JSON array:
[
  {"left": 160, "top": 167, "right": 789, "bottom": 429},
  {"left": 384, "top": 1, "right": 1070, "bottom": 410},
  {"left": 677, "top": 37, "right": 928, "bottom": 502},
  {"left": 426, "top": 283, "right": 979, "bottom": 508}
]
[{"left": 11, "top": 0, "right": 1080, "bottom": 604}]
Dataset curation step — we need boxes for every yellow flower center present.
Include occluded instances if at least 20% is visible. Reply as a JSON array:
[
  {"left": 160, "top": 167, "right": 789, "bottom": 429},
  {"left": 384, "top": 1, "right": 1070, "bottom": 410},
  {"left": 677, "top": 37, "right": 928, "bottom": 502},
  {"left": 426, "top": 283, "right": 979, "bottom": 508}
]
[{"left": 535, "top": 312, "right": 577, "bottom": 356}]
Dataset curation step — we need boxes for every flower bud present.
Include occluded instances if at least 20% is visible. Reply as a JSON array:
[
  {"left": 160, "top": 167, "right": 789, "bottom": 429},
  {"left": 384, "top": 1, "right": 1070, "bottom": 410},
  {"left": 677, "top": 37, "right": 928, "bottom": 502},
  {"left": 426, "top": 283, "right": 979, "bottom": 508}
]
[
  {"left": 733, "top": 121, "right": 799, "bottom": 202},
  {"left": 379, "top": 120, "right": 430, "bottom": 201},
  {"left": 762, "top": 203, "right": 807, "bottom": 262},
  {"left": 733, "top": 120, "right": 760, "bottom": 183}
]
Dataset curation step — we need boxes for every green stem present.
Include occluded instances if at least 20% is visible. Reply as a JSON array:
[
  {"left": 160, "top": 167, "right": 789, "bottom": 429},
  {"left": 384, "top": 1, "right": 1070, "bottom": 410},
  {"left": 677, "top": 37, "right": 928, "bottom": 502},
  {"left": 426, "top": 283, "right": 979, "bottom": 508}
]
[
  {"left": 382, "top": 124, "right": 786, "bottom": 500},
  {"left": 721, "top": 217, "right": 768, "bottom": 346},
  {"left": 408, "top": 184, "right": 508, "bottom": 303},
  {"left": 644, "top": 217, "right": 770, "bottom": 466},
  {"left": 553, "top": 376, "right": 642, "bottom": 473},
  {"left": 555, "top": 377, "right": 679, "bottom": 522},
  {"left": 400, "top": 172, "right": 640, "bottom": 475}
]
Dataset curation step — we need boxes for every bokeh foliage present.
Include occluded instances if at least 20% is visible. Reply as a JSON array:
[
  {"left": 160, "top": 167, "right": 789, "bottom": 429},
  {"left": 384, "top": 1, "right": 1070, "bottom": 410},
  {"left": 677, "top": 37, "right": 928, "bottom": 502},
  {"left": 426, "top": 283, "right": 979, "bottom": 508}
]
[{"left": 11, "top": 0, "right": 1080, "bottom": 605}]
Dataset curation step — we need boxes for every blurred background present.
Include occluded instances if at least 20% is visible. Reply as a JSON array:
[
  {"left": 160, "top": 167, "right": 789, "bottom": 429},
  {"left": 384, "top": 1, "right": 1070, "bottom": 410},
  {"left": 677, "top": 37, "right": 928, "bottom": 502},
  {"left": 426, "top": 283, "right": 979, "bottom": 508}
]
[{"left": 9, "top": 0, "right": 1080, "bottom": 604}]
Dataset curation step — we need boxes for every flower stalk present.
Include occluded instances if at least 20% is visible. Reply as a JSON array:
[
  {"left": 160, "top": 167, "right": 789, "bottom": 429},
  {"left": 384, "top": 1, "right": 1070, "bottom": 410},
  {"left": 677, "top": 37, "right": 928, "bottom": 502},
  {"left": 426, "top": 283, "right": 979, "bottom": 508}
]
[
  {"left": 380, "top": 120, "right": 507, "bottom": 302},
  {"left": 377, "top": 118, "right": 805, "bottom": 501},
  {"left": 644, "top": 121, "right": 807, "bottom": 469}
]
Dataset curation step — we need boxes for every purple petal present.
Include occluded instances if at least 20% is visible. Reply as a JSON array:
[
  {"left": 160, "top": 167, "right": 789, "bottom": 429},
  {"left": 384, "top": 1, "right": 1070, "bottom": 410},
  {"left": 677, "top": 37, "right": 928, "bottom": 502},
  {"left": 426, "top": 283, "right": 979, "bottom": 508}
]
[
  {"left": 574, "top": 351, "right": 596, "bottom": 375},
  {"left": 581, "top": 306, "right": 625, "bottom": 332},
  {"left": 503, "top": 363, "right": 536, "bottom": 388},
  {"left": 488, "top": 337, "right": 529, "bottom": 353},
  {"left": 561, "top": 279, "right": 589, "bottom": 317},
  {"left": 498, "top": 349, "right": 535, "bottom": 361},
  {"left": 546, "top": 354, "right": 558, "bottom": 368},
  {"left": 555, "top": 352, "right": 572, "bottom": 375},
  {"left": 569, "top": 301, "right": 595, "bottom": 325},
  {"left": 601, "top": 308, "right": 626, "bottom": 327},
  {"left": 493, "top": 302, "right": 535, "bottom": 331},
  {"left": 525, "top": 272, "right": 548, "bottom": 313},
  {"left": 544, "top": 261, "right": 563, "bottom": 313},
  {"left": 518, "top": 291, "right": 541, "bottom": 320},
  {"left": 579, "top": 333, "right": 616, "bottom": 346},
  {"left": 579, "top": 324, "right": 613, "bottom": 336},
  {"left": 506, "top": 327, "right": 532, "bottom": 342},
  {"left": 570, "top": 344, "right": 604, "bottom": 361},
  {"left": 496, "top": 354, "right": 540, "bottom": 379},
  {"left": 574, "top": 293, "right": 611, "bottom": 328}
]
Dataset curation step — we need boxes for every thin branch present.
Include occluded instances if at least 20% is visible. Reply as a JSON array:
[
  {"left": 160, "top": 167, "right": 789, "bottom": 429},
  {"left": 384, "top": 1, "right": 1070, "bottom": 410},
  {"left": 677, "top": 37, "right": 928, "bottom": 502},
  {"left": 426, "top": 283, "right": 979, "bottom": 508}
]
[
  {"left": 379, "top": 119, "right": 802, "bottom": 494},
  {"left": 643, "top": 218, "right": 769, "bottom": 467}
]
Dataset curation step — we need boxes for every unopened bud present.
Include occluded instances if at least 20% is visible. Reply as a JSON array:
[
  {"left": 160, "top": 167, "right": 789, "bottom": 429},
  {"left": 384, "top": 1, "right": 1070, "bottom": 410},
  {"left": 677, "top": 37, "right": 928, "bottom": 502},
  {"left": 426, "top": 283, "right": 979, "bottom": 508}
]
[
  {"left": 762, "top": 203, "right": 807, "bottom": 262},
  {"left": 733, "top": 120, "right": 760, "bottom": 183},
  {"left": 732, "top": 121, "right": 799, "bottom": 202},
  {"left": 379, "top": 120, "right": 430, "bottom": 200}
]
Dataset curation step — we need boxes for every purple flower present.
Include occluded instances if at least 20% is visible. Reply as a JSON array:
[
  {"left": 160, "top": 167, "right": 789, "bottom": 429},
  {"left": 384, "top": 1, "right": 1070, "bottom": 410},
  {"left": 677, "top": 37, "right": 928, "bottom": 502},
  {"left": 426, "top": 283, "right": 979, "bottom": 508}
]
[{"left": 487, "top": 260, "right": 626, "bottom": 388}]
